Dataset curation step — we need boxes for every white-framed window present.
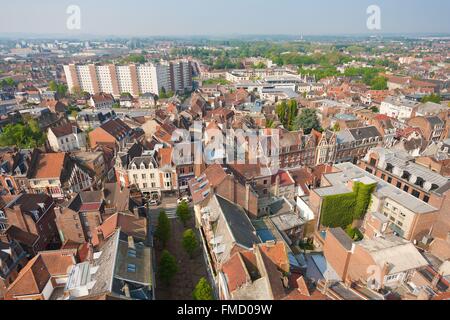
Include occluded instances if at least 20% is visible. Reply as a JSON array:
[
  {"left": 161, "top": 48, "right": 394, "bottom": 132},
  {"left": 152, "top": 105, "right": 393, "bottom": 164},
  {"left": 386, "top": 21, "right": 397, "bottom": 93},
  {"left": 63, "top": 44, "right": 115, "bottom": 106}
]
[{"left": 386, "top": 274, "right": 400, "bottom": 282}]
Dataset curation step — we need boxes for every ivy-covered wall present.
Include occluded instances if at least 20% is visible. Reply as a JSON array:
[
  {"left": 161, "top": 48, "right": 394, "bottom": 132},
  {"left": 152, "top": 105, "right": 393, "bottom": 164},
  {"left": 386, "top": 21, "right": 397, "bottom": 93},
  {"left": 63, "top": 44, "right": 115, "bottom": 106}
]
[{"left": 320, "top": 182, "right": 377, "bottom": 228}]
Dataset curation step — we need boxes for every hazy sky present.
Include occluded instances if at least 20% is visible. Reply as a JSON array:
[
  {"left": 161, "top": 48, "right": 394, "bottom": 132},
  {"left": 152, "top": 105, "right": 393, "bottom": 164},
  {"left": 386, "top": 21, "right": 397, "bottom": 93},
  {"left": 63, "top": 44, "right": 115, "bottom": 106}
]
[{"left": 1, "top": 0, "right": 449, "bottom": 37}]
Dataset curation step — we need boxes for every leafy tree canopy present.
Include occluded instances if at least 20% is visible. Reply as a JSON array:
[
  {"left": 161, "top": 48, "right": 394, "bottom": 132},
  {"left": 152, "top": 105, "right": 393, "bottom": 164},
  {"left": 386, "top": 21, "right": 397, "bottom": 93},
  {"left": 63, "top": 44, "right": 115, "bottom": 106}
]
[
  {"left": 0, "top": 119, "right": 46, "bottom": 148},
  {"left": 155, "top": 211, "right": 171, "bottom": 247},
  {"left": 176, "top": 201, "right": 192, "bottom": 227},
  {"left": 294, "top": 108, "right": 322, "bottom": 134},
  {"left": 158, "top": 250, "right": 178, "bottom": 285},
  {"left": 182, "top": 229, "right": 199, "bottom": 258},
  {"left": 193, "top": 277, "right": 214, "bottom": 300}
]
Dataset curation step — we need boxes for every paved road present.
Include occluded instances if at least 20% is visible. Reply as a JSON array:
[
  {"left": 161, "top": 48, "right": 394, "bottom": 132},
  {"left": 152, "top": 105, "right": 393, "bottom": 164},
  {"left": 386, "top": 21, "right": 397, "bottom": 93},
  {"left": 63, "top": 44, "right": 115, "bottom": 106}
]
[{"left": 147, "top": 195, "right": 180, "bottom": 224}]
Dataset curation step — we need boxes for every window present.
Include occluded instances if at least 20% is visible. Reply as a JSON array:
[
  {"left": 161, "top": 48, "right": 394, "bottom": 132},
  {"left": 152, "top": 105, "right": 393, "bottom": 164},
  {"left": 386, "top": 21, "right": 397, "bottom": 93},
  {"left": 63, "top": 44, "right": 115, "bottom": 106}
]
[
  {"left": 415, "top": 177, "right": 425, "bottom": 188},
  {"left": 369, "top": 158, "right": 377, "bottom": 166},
  {"left": 403, "top": 185, "right": 409, "bottom": 192},
  {"left": 387, "top": 177, "right": 393, "bottom": 184},
  {"left": 386, "top": 274, "right": 399, "bottom": 282},
  {"left": 142, "top": 174, "right": 146, "bottom": 180},
  {"left": 128, "top": 249, "right": 137, "bottom": 258},
  {"left": 396, "top": 182, "right": 402, "bottom": 189},
  {"left": 143, "top": 183, "right": 148, "bottom": 189},
  {"left": 386, "top": 163, "right": 394, "bottom": 173},
  {"left": 423, "top": 195, "right": 430, "bottom": 203},
  {"left": 412, "top": 190, "right": 420, "bottom": 198},
  {"left": 150, "top": 173, "right": 155, "bottom": 179},
  {"left": 381, "top": 174, "right": 386, "bottom": 180},
  {"left": 402, "top": 171, "right": 411, "bottom": 181},
  {"left": 127, "top": 264, "right": 137, "bottom": 273}
]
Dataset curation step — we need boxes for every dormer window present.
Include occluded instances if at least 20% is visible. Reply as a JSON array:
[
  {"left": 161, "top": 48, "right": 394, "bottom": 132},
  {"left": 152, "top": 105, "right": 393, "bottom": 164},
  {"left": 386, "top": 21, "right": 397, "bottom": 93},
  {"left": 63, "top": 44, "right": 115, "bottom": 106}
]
[
  {"left": 386, "top": 163, "right": 394, "bottom": 173},
  {"left": 415, "top": 177, "right": 425, "bottom": 188}
]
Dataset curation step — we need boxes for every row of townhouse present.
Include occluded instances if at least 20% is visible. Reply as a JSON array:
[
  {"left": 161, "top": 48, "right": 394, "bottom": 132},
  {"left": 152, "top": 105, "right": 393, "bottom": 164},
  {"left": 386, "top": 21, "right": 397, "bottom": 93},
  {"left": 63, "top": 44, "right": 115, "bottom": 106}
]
[{"left": 0, "top": 148, "right": 93, "bottom": 200}]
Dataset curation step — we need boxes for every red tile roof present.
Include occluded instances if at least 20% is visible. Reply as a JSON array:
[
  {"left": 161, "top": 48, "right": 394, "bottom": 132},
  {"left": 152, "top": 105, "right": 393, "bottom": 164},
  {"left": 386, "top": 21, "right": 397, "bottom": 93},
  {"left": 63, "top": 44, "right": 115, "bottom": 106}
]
[
  {"left": 33, "top": 153, "right": 66, "bottom": 179},
  {"left": 221, "top": 253, "right": 250, "bottom": 292}
]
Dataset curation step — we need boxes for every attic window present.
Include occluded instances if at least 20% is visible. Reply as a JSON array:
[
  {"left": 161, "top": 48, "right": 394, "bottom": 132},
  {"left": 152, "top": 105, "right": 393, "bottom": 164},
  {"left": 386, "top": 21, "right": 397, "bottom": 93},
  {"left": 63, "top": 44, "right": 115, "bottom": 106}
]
[
  {"left": 128, "top": 249, "right": 137, "bottom": 258},
  {"left": 127, "top": 264, "right": 137, "bottom": 273},
  {"left": 93, "top": 251, "right": 102, "bottom": 260}
]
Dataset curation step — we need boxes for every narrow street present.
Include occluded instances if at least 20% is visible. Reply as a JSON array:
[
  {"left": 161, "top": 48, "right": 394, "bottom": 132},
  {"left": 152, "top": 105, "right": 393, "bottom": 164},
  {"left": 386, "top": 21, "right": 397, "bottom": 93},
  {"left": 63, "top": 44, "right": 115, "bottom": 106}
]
[{"left": 147, "top": 196, "right": 209, "bottom": 300}]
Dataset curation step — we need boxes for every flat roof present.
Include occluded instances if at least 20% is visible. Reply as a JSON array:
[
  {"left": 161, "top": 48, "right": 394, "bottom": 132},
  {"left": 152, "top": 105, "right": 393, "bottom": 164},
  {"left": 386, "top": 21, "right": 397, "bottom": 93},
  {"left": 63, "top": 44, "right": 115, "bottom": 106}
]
[{"left": 324, "top": 163, "right": 437, "bottom": 214}]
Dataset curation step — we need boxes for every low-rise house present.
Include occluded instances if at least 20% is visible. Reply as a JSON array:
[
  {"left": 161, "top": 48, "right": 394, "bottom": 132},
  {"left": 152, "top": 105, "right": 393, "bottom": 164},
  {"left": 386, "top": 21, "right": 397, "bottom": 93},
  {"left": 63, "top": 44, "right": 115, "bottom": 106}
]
[
  {"left": 0, "top": 148, "right": 32, "bottom": 196},
  {"left": 47, "top": 123, "right": 86, "bottom": 152},
  {"left": 27, "top": 152, "right": 92, "bottom": 200},
  {"left": 369, "top": 114, "right": 398, "bottom": 148},
  {"left": 1, "top": 193, "right": 59, "bottom": 255},
  {"left": 323, "top": 228, "right": 429, "bottom": 290},
  {"left": 199, "top": 194, "right": 261, "bottom": 272},
  {"left": 0, "top": 238, "right": 28, "bottom": 299},
  {"left": 89, "top": 118, "right": 133, "bottom": 150},
  {"left": 4, "top": 250, "right": 77, "bottom": 300},
  {"left": 41, "top": 100, "right": 68, "bottom": 115},
  {"left": 64, "top": 230, "right": 153, "bottom": 300},
  {"left": 76, "top": 109, "right": 116, "bottom": 130},
  {"left": 360, "top": 147, "right": 450, "bottom": 240},
  {"left": 219, "top": 242, "right": 289, "bottom": 300},
  {"left": 71, "top": 151, "right": 107, "bottom": 181},
  {"left": 310, "top": 162, "right": 439, "bottom": 241},
  {"left": 408, "top": 116, "right": 446, "bottom": 144},
  {"left": 89, "top": 93, "right": 115, "bottom": 109},
  {"left": 189, "top": 164, "right": 259, "bottom": 220},
  {"left": 55, "top": 191, "right": 105, "bottom": 246},
  {"left": 380, "top": 96, "right": 420, "bottom": 122},
  {"left": 314, "top": 126, "right": 382, "bottom": 165},
  {"left": 139, "top": 93, "right": 157, "bottom": 108}
]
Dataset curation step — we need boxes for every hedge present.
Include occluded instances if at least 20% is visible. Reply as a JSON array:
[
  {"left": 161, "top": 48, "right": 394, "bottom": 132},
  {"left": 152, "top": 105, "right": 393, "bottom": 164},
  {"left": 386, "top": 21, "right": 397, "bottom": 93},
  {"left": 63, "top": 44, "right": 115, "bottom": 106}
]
[{"left": 320, "top": 182, "right": 376, "bottom": 228}]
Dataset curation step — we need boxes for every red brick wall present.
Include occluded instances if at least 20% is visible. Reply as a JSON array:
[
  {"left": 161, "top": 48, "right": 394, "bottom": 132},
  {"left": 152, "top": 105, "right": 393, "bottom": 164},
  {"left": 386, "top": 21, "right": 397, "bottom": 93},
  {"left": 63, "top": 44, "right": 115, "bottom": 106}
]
[{"left": 323, "top": 230, "right": 352, "bottom": 280}]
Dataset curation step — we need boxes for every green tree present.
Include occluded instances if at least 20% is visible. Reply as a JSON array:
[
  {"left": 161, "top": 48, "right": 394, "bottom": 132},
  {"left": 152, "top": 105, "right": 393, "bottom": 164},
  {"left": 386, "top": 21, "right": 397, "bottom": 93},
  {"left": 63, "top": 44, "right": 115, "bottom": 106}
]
[
  {"left": 193, "top": 277, "right": 214, "bottom": 300},
  {"left": 0, "top": 78, "right": 15, "bottom": 89},
  {"left": 294, "top": 108, "right": 321, "bottom": 134},
  {"left": 176, "top": 201, "right": 192, "bottom": 227},
  {"left": 182, "top": 229, "right": 199, "bottom": 258},
  {"left": 370, "top": 76, "right": 388, "bottom": 90},
  {"left": 332, "top": 123, "right": 340, "bottom": 132},
  {"left": 421, "top": 94, "right": 442, "bottom": 104},
  {"left": 0, "top": 119, "right": 46, "bottom": 148},
  {"left": 158, "top": 250, "right": 178, "bottom": 286},
  {"left": 275, "top": 99, "right": 298, "bottom": 130},
  {"left": 252, "top": 62, "right": 267, "bottom": 69},
  {"left": 48, "top": 80, "right": 68, "bottom": 97},
  {"left": 155, "top": 211, "right": 171, "bottom": 247}
]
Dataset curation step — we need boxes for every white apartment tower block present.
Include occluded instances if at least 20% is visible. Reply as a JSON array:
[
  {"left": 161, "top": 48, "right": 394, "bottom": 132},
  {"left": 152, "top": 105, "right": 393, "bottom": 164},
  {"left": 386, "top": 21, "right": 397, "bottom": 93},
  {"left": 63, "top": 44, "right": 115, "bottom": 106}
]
[{"left": 64, "top": 60, "right": 193, "bottom": 98}]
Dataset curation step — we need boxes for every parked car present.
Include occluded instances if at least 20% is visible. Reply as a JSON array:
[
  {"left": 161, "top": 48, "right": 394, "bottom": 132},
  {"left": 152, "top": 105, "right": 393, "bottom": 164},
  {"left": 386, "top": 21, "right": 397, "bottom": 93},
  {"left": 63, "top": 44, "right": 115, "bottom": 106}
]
[
  {"left": 149, "top": 199, "right": 160, "bottom": 206},
  {"left": 177, "top": 196, "right": 191, "bottom": 204}
]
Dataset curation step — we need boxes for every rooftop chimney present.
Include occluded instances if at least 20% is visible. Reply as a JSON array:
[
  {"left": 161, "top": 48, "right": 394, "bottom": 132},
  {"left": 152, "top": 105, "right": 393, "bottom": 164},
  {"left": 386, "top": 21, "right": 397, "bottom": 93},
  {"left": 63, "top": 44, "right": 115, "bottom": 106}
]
[
  {"left": 128, "top": 236, "right": 135, "bottom": 250},
  {"left": 297, "top": 276, "right": 311, "bottom": 297}
]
